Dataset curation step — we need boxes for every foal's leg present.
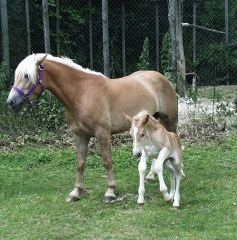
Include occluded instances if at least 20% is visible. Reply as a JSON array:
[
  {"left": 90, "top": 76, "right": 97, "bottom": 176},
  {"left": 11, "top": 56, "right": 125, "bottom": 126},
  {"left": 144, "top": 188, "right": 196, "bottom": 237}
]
[
  {"left": 137, "top": 150, "right": 148, "bottom": 205},
  {"left": 66, "top": 134, "right": 90, "bottom": 202},
  {"left": 146, "top": 159, "right": 156, "bottom": 182},
  {"left": 172, "top": 153, "right": 183, "bottom": 208},
  {"left": 165, "top": 160, "right": 176, "bottom": 202},
  {"left": 96, "top": 128, "right": 116, "bottom": 203},
  {"left": 154, "top": 147, "right": 171, "bottom": 202}
]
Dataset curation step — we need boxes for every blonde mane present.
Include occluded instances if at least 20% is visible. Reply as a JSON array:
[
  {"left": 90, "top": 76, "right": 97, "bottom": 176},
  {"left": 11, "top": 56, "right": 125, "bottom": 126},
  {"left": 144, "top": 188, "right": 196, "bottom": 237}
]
[{"left": 14, "top": 53, "right": 105, "bottom": 84}]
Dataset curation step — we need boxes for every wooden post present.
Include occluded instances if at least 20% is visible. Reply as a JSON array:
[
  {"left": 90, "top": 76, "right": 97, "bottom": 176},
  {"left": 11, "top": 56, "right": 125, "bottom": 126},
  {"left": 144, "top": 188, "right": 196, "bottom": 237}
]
[
  {"left": 192, "top": 0, "right": 197, "bottom": 90},
  {"left": 42, "top": 0, "right": 51, "bottom": 53},
  {"left": 225, "top": 0, "right": 229, "bottom": 85},
  {"left": 0, "top": 0, "right": 10, "bottom": 73},
  {"left": 122, "top": 0, "right": 126, "bottom": 76},
  {"left": 89, "top": 0, "right": 93, "bottom": 69},
  {"left": 56, "top": 0, "right": 60, "bottom": 56},
  {"left": 102, "top": 0, "right": 110, "bottom": 77},
  {"left": 155, "top": 0, "right": 160, "bottom": 71},
  {"left": 25, "top": 0, "right": 31, "bottom": 55}
]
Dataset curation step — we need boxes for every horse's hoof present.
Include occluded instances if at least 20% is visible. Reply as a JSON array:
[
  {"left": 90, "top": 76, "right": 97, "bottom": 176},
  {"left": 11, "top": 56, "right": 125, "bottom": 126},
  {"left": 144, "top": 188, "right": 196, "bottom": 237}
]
[
  {"left": 138, "top": 203, "right": 144, "bottom": 208},
  {"left": 145, "top": 177, "right": 156, "bottom": 182},
  {"left": 66, "top": 196, "right": 80, "bottom": 203},
  {"left": 104, "top": 195, "right": 116, "bottom": 204},
  {"left": 172, "top": 206, "right": 179, "bottom": 210}
]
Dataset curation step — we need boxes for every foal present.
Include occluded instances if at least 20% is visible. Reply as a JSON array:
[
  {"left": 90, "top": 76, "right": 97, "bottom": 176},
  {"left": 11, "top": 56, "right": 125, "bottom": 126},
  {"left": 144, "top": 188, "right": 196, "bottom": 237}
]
[{"left": 124, "top": 111, "right": 184, "bottom": 208}]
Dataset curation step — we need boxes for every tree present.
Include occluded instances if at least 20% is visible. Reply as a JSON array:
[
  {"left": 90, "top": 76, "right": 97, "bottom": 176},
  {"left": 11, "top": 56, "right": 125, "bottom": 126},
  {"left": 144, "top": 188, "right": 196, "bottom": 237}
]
[{"left": 137, "top": 37, "right": 150, "bottom": 70}]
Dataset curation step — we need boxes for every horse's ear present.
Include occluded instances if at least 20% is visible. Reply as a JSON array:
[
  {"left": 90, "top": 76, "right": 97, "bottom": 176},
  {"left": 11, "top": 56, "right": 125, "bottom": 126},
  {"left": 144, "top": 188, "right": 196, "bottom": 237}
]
[
  {"left": 37, "top": 54, "right": 48, "bottom": 65},
  {"left": 123, "top": 112, "right": 132, "bottom": 123}
]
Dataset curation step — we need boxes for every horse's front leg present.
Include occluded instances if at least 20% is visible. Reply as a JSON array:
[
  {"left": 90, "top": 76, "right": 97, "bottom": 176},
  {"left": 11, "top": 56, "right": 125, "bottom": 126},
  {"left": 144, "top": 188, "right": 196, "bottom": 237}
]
[
  {"left": 96, "top": 128, "right": 116, "bottom": 203},
  {"left": 66, "top": 134, "right": 90, "bottom": 202},
  {"left": 137, "top": 150, "right": 148, "bottom": 205}
]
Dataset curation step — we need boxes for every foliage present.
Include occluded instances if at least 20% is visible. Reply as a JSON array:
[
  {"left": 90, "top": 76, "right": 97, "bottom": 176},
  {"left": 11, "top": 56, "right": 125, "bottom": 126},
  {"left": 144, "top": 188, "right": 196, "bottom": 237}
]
[
  {"left": 0, "top": 90, "right": 66, "bottom": 135},
  {"left": 137, "top": 37, "right": 150, "bottom": 70},
  {"left": 0, "top": 134, "right": 237, "bottom": 239},
  {"left": 161, "top": 32, "right": 174, "bottom": 84},
  {"left": 0, "top": 64, "right": 8, "bottom": 91}
]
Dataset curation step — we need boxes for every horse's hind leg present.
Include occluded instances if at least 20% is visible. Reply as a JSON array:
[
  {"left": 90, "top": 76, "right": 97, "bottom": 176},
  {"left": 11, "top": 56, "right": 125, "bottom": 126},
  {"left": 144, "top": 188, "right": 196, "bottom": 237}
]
[
  {"left": 96, "top": 128, "right": 116, "bottom": 203},
  {"left": 66, "top": 134, "right": 90, "bottom": 202}
]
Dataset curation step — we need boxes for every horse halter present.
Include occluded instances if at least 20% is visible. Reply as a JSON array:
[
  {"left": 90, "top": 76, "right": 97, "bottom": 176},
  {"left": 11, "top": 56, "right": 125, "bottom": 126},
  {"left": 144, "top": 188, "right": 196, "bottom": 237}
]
[{"left": 13, "top": 64, "right": 45, "bottom": 102}]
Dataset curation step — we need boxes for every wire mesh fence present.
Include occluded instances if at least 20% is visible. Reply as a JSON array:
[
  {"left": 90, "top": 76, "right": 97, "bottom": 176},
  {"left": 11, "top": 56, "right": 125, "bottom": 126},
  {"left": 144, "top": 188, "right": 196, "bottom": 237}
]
[{"left": 0, "top": 0, "right": 237, "bottom": 140}]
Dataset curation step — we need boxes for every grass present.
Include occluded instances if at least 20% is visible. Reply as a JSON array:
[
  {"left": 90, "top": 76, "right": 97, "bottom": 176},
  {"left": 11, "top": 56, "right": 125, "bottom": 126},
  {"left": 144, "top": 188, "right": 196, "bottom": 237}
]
[
  {"left": 0, "top": 133, "right": 237, "bottom": 240},
  {"left": 197, "top": 85, "right": 237, "bottom": 101}
]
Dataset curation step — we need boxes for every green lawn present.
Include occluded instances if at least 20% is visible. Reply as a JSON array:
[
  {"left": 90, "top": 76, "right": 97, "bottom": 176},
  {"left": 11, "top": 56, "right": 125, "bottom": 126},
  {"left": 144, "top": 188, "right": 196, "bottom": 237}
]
[{"left": 0, "top": 134, "right": 236, "bottom": 240}]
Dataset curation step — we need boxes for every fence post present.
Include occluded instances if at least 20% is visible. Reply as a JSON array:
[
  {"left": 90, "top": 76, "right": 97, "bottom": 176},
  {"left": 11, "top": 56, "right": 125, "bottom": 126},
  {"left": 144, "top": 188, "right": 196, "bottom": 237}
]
[
  {"left": 1, "top": 0, "right": 10, "bottom": 73},
  {"left": 225, "top": 0, "right": 229, "bottom": 85},
  {"left": 25, "top": 0, "right": 31, "bottom": 55},
  {"left": 89, "top": 0, "right": 93, "bottom": 69},
  {"left": 56, "top": 0, "right": 60, "bottom": 56},
  {"left": 122, "top": 0, "right": 126, "bottom": 76},
  {"left": 102, "top": 0, "right": 110, "bottom": 77},
  {"left": 192, "top": 0, "right": 197, "bottom": 90},
  {"left": 42, "top": 0, "right": 51, "bottom": 53},
  {"left": 155, "top": 0, "right": 160, "bottom": 71}
]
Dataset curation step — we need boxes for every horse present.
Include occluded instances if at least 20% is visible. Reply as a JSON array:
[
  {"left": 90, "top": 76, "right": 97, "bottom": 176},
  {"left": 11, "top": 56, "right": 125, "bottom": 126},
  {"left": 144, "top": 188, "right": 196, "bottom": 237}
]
[
  {"left": 7, "top": 53, "right": 178, "bottom": 203},
  {"left": 124, "top": 111, "right": 184, "bottom": 207}
]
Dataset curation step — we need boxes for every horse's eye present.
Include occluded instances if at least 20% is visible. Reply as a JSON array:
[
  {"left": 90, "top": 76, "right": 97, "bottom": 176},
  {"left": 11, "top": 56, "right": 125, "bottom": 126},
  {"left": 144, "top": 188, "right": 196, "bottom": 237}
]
[
  {"left": 141, "top": 133, "right": 145, "bottom": 137},
  {"left": 24, "top": 73, "right": 28, "bottom": 79}
]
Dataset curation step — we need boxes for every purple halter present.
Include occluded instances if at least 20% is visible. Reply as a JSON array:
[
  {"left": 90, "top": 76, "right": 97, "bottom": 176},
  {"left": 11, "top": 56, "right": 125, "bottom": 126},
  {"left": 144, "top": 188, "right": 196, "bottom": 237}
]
[{"left": 13, "top": 64, "right": 45, "bottom": 102}]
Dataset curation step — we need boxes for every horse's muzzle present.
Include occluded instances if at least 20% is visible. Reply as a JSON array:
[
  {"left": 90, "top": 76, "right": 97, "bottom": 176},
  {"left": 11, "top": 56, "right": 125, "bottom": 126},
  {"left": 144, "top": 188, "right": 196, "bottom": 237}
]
[
  {"left": 133, "top": 150, "right": 142, "bottom": 158},
  {"left": 7, "top": 95, "right": 24, "bottom": 112}
]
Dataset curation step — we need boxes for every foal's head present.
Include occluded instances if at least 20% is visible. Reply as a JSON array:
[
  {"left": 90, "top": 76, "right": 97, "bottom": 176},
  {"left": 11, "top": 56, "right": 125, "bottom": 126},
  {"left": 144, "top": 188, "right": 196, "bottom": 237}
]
[
  {"left": 7, "top": 54, "right": 48, "bottom": 112},
  {"left": 124, "top": 111, "right": 150, "bottom": 158}
]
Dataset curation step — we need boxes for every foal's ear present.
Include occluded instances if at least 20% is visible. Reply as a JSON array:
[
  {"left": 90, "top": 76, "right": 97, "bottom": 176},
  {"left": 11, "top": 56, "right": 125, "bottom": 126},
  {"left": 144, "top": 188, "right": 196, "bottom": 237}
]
[
  {"left": 144, "top": 114, "right": 149, "bottom": 124},
  {"left": 37, "top": 54, "right": 48, "bottom": 65},
  {"left": 123, "top": 112, "right": 132, "bottom": 123}
]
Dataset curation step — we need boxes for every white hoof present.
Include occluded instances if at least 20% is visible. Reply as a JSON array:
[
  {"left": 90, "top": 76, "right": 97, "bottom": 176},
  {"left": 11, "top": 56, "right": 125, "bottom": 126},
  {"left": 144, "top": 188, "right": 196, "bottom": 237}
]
[
  {"left": 173, "top": 201, "right": 180, "bottom": 208},
  {"left": 66, "top": 188, "right": 80, "bottom": 203}
]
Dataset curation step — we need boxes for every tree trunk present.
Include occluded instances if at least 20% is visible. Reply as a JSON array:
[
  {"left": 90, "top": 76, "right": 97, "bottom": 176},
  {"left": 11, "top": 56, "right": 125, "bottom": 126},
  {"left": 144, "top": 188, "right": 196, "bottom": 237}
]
[
  {"left": 176, "top": 0, "right": 186, "bottom": 97},
  {"left": 168, "top": 0, "right": 186, "bottom": 97},
  {"left": 25, "top": 0, "right": 31, "bottom": 55},
  {"left": 42, "top": 0, "right": 51, "bottom": 53},
  {"left": 1, "top": 0, "right": 10, "bottom": 73},
  {"left": 102, "top": 0, "right": 110, "bottom": 77}
]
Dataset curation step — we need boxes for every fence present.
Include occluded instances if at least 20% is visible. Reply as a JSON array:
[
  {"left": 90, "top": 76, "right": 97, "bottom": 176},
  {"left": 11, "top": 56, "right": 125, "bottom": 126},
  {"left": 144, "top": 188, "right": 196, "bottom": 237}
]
[{"left": 0, "top": 0, "right": 237, "bottom": 138}]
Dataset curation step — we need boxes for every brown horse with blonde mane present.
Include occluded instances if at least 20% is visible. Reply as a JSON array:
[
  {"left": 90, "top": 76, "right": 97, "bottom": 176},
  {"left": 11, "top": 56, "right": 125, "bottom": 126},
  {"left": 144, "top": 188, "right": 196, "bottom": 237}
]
[{"left": 7, "top": 53, "right": 177, "bottom": 203}]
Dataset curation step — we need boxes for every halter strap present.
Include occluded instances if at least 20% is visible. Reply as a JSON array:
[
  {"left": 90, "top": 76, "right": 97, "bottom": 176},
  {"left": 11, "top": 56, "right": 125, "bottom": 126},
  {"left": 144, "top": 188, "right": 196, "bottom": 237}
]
[{"left": 13, "top": 64, "right": 45, "bottom": 101}]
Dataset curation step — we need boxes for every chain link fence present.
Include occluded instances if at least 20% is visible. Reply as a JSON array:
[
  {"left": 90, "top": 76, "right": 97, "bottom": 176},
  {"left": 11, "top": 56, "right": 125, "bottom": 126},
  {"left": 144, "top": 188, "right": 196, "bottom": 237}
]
[{"left": 0, "top": 0, "right": 237, "bottom": 143}]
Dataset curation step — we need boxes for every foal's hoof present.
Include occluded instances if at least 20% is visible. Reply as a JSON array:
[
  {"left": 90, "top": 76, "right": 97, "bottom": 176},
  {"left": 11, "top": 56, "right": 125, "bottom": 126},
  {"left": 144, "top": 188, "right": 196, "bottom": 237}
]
[
  {"left": 104, "top": 195, "right": 117, "bottom": 204},
  {"left": 66, "top": 196, "right": 80, "bottom": 203}
]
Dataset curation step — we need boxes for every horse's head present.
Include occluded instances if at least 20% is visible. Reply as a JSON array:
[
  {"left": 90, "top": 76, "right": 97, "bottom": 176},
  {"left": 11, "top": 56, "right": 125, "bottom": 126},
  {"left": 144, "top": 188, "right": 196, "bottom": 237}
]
[
  {"left": 124, "top": 111, "right": 150, "bottom": 158},
  {"left": 7, "top": 54, "right": 48, "bottom": 112}
]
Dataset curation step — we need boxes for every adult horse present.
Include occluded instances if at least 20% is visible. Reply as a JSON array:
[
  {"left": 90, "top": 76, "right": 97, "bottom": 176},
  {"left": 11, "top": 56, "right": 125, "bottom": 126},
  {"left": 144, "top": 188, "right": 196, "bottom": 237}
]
[{"left": 7, "top": 53, "right": 177, "bottom": 203}]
